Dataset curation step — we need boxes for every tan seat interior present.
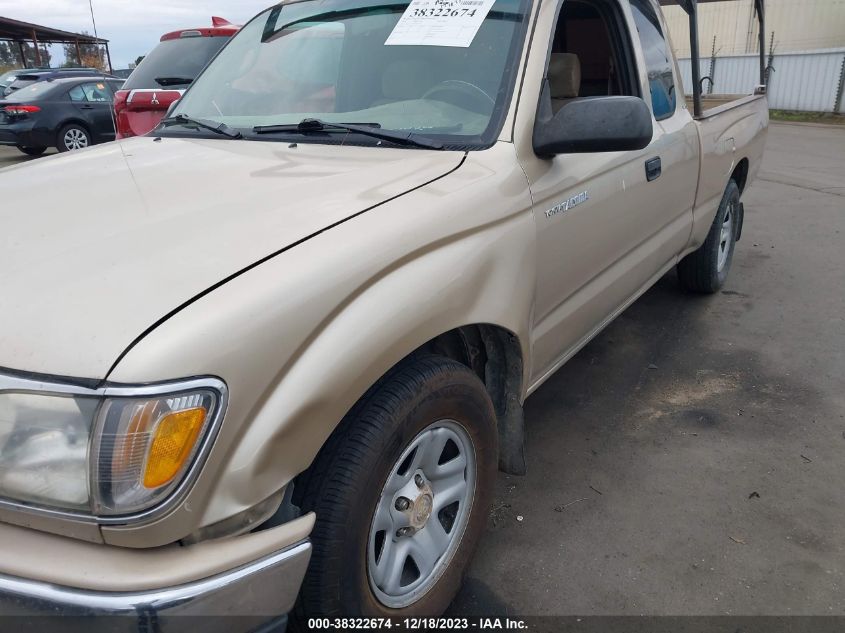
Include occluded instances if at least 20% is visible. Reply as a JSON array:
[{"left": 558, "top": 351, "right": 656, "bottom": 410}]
[{"left": 549, "top": 53, "right": 582, "bottom": 113}]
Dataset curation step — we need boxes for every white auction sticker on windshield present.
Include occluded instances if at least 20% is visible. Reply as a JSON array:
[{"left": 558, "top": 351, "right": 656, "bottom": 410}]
[{"left": 385, "top": 0, "right": 497, "bottom": 48}]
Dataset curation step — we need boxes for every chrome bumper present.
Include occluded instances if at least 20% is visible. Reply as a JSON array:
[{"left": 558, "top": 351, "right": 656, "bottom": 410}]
[{"left": 0, "top": 539, "right": 311, "bottom": 632}]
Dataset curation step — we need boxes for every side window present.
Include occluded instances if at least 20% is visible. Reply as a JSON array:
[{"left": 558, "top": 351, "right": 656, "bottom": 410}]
[
  {"left": 68, "top": 85, "right": 87, "bottom": 102},
  {"left": 630, "top": 0, "right": 676, "bottom": 120},
  {"left": 80, "top": 82, "right": 111, "bottom": 102},
  {"left": 545, "top": 0, "right": 639, "bottom": 114}
]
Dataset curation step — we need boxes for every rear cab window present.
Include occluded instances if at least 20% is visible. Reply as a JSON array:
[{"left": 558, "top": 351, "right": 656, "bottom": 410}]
[
  {"left": 630, "top": 0, "right": 677, "bottom": 120},
  {"left": 123, "top": 36, "right": 230, "bottom": 90}
]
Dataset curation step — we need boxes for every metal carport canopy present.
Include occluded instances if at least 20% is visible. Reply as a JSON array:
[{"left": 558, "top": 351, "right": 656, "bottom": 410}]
[
  {"left": 0, "top": 15, "right": 110, "bottom": 70},
  {"left": 0, "top": 16, "right": 106, "bottom": 44}
]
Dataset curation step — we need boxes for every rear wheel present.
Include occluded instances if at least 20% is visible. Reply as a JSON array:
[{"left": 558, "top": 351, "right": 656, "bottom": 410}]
[
  {"left": 16, "top": 145, "right": 46, "bottom": 157},
  {"left": 57, "top": 124, "right": 91, "bottom": 152},
  {"left": 677, "top": 180, "right": 741, "bottom": 294},
  {"left": 294, "top": 355, "right": 497, "bottom": 619}
]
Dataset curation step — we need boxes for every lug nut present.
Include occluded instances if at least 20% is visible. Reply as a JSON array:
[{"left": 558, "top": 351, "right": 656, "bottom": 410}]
[
  {"left": 396, "top": 527, "right": 416, "bottom": 537},
  {"left": 414, "top": 474, "right": 424, "bottom": 488},
  {"left": 395, "top": 497, "right": 411, "bottom": 511}
]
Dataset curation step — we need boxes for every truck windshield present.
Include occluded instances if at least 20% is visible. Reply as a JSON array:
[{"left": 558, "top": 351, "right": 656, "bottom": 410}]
[{"left": 171, "top": 0, "right": 530, "bottom": 148}]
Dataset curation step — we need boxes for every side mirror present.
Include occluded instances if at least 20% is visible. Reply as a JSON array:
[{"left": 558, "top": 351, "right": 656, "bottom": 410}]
[{"left": 533, "top": 95, "right": 653, "bottom": 157}]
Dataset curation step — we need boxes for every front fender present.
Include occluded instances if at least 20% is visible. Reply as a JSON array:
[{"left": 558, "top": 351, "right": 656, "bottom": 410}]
[{"left": 104, "top": 143, "right": 535, "bottom": 547}]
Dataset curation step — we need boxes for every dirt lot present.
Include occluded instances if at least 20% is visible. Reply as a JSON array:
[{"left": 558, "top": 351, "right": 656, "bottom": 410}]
[
  {"left": 2, "top": 123, "right": 843, "bottom": 618},
  {"left": 451, "top": 123, "right": 845, "bottom": 616}
]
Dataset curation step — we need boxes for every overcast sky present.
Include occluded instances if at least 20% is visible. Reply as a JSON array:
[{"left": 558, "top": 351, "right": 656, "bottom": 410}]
[{"left": 0, "top": 0, "right": 274, "bottom": 68}]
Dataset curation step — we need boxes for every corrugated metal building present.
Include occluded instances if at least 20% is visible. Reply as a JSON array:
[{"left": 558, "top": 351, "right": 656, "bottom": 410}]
[{"left": 663, "top": 0, "right": 845, "bottom": 57}]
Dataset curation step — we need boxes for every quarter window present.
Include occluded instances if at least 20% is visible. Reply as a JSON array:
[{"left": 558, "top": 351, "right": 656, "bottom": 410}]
[
  {"left": 630, "top": 0, "right": 676, "bottom": 120},
  {"left": 68, "top": 85, "right": 86, "bottom": 102}
]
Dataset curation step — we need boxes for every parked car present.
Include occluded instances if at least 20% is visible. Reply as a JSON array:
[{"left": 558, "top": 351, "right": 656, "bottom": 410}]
[
  {"left": 113, "top": 17, "right": 239, "bottom": 139},
  {"left": 0, "top": 76, "right": 124, "bottom": 154},
  {"left": 0, "top": 69, "right": 45, "bottom": 93},
  {"left": 0, "top": 0, "right": 768, "bottom": 628},
  {"left": 2, "top": 67, "right": 113, "bottom": 97}
]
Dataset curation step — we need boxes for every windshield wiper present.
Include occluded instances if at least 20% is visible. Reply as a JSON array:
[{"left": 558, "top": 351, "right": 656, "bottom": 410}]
[
  {"left": 252, "top": 118, "right": 443, "bottom": 150},
  {"left": 155, "top": 76, "right": 193, "bottom": 86},
  {"left": 158, "top": 113, "right": 242, "bottom": 139}
]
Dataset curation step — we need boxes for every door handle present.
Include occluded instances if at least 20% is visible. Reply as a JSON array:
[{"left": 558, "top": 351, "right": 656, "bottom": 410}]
[
  {"left": 645, "top": 157, "right": 662, "bottom": 182},
  {"left": 80, "top": 104, "right": 95, "bottom": 110}
]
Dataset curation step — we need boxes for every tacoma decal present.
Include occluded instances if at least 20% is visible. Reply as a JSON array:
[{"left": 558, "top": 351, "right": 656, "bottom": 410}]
[{"left": 545, "top": 190, "right": 589, "bottom": 218}]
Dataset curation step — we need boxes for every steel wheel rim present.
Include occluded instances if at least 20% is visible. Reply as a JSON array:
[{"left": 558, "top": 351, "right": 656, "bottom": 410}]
[
  {"left": 367, "top": 419, "right": 476, "bottom": 608},
  {"left": 64, "top": 128, "right": 88, "bottom": 150},
  {"left": 717, "top": 202, "right": 734, "bottom": 272}
]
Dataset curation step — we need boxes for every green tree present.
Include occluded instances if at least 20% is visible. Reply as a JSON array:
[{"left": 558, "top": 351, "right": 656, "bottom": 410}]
[
  {"left": 19, "top": 41, "right": 51, "bottom": 68},
  {"left": 0, "top": 40, "right": 51, "bottom": 72},
  {"left": 135, "top": 55, "right": 145, "bottom": 66},
  {"left": 0, "top": 41, "right": 20, "bottom": 67}
]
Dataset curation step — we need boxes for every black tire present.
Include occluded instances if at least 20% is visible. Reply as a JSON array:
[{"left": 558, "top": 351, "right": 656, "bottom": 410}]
[
  {"left": 677, "top": 180, "right": 741, "bottom": 294},
  {"left": 293, "top": 355, "right": 497, "bottom": 620},
  {"left": 56, "top": 123, "right": 92, "bottom": 152},
  {"left": 16, "top": 145, "right": 46, "bottom": 157}
]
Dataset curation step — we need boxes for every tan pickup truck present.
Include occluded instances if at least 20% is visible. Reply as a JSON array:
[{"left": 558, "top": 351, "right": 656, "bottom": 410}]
[{"left": 0, "top": 0, "right": 767, "bottom": 628}]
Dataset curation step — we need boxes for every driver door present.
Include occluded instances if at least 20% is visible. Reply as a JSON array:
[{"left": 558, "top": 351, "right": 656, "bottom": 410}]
[{"left": 519, "top": 0, "right": 696, "bottom": 383}]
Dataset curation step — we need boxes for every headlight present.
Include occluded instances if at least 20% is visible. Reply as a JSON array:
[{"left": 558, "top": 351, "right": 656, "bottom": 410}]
[{"left": 0, "top": 378, "right": 224, "bottom": 518}]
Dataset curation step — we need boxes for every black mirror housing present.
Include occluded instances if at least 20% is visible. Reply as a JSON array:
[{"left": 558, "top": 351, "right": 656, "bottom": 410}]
[{"left": 533, "top": 94, "right": 654, "bottom": 157}]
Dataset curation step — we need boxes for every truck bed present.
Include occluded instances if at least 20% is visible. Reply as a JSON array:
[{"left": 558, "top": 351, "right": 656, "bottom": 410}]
[
  {"left": 685, "top": 92, "right": 769, "bottom": 251},
  {"left": 686, "top": 94, "right": 751, "bottom": 116}
]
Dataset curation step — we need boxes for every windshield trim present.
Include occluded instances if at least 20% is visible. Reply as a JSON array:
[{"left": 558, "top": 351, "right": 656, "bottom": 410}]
[{"left": 160, "top": 0, "right": 533, "bottom": 151}]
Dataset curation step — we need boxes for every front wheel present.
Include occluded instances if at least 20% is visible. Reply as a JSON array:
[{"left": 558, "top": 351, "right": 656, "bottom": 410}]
[
  {"left": 294, "top": 355, "right": 497, "bottom": 618},
  {"left": 677, "top": 179, "right": 741, "bottom": 294}
]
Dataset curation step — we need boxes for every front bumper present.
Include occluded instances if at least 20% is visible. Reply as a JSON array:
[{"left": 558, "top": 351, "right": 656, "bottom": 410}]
[{"left": 0, "top": 539, "right": 311, "bottom": 632}]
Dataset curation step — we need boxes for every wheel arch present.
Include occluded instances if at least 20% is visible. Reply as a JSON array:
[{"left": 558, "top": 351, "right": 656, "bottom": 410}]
[
  {"left": 413, "top": 325, "right": 526, "bottom": 474},
  {"left": 291, "top": 321, "right": 529, "bottom": 514},
  {"left": 731, "top": 157, "right": 750, "bottom": 193},
  {"left": 57, "top": 118, "right": 91, "bottom": 133},
  {"left": 285, "top": 323, "right": 528, "bottom": 532}
]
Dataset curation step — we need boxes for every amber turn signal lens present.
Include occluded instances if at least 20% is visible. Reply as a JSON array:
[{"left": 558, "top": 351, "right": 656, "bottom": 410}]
[{"left": 143, "top": 407, "right": 207, "bottom": 488}]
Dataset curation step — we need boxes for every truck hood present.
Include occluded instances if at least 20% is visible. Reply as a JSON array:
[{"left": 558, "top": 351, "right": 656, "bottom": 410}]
[{"left": 0, "top": 137, "right": 463, "bottom": 379}]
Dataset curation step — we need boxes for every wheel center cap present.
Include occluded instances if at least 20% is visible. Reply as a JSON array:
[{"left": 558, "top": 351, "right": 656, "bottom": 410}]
[{"left": 411, "top": 494, "right": 433, "bottom": 528}]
